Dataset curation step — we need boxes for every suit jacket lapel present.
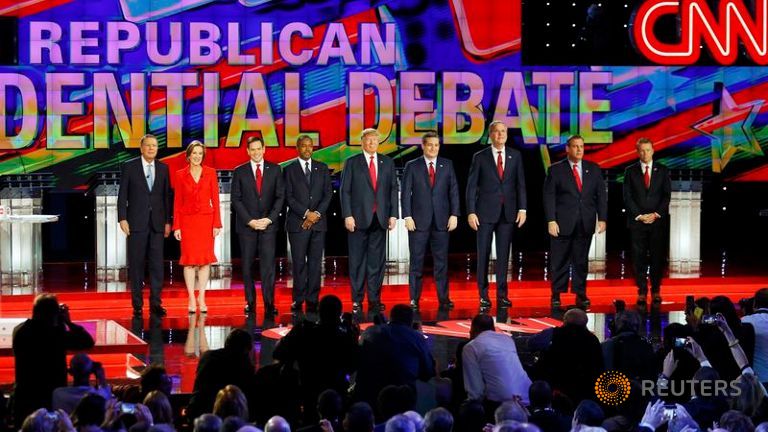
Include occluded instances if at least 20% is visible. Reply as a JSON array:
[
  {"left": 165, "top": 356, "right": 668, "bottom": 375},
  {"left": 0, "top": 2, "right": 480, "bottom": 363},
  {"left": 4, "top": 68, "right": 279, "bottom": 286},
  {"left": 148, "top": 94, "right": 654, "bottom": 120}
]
[
  {"left": 376, "top": 157, "right": 384, "bottom": 191},
  {"left": 139, "top": 160, "right": 152, "bottom": 193},
  {"left": 360, "top": 154, "right": 374, "bottom": 191},
  {"left": 503, "top": 150, "right": 512, "bottom": 181}
]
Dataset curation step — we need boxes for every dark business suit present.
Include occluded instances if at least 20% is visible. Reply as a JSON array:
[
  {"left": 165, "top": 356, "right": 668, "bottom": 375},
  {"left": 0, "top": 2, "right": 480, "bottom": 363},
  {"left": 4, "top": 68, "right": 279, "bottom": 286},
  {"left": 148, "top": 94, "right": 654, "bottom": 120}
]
[
  {"left": 543, "top": 159, "right": 607, "bottom": 298},
  {"left": 232, "top": 160, "right": 285, "bottom": 312},
  {"left": 401, "top": 157, "right": 460, "bottom": 303},
  {"left": 340, "top": 152, "right": 399, "bottom": 305},
  {"left": 623, "top": 161, "right": 671, "bottom": 296},
  {"left": 117, "top": 157, "right": 172, "bottom": 310},
  {"left": 465, "top": 146, "right": 527, "bottom": 301},
  {"left": 284, "top": 158, "right": 332, "bottom": 306}
]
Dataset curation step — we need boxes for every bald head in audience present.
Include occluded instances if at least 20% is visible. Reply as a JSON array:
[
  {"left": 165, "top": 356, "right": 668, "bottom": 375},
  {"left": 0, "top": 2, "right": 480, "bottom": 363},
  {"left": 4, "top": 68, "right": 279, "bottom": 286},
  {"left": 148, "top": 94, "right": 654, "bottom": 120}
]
[{"left": 563, "top": 308, "right": 588, "bottom": 326}]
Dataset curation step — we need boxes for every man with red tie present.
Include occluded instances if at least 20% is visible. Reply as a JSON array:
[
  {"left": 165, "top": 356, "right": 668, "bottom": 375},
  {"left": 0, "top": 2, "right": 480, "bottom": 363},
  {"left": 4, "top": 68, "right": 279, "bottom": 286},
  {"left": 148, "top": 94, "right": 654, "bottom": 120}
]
[
  {"left": 466, "top": 121, "right": 528, "bottom": 310},
  {"left": 340, "top": 128, "right": 399, "bottom": 313},
  {"left": 232, "top": 136, "right": 285, "bottom": 316},
  {"left": 543, "top": 135, "right": 607, "bottom": 310},
  {"left": 623, "top": 138, "right": 671, "bottom": 307},
  {"left": 401, "top": 131, "right": 461, "bottom": 311}
]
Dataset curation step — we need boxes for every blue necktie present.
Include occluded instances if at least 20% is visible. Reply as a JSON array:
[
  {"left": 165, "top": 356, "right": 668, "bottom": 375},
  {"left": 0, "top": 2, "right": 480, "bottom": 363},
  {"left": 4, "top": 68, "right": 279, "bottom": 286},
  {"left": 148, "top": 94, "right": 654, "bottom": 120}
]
[{"left": 147, "top": 164, "right": 154, "bottom": 191}]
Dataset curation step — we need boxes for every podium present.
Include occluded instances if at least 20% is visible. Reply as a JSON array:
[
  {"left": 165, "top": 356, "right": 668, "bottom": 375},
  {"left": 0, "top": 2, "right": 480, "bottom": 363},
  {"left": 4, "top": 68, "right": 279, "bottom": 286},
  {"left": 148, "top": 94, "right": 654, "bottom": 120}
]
[
  {"left": 668, "top": 171, "right": 703, "bottom": 277},
  {"left": 88, "top": 172, "right": 127, "bottom": 281},
  {"left": 0, "top": 174, "right": 56, "bottom": 288},
  {"left": 211, "top": 170, "right": 232, "bottom": 279},
  {"left": 387, "top": 170, "right": 409, "bottom": 276}
]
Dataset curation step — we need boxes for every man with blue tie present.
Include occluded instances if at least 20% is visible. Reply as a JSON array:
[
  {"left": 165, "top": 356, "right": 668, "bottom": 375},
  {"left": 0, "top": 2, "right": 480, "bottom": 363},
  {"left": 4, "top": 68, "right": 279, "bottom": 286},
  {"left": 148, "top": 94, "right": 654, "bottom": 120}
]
[
  {"left": 466, "top": 121, "right": 528, "bottom": 310},
  {"left": 401, "top": 131, "right": 461, "bottom": 311},
  {"left": 117, "top": 134, "right": 172, "bottom": 317},
  {"left": 340, "top": 128, "right": 399, "bottom": 313},
  {"left": 543, "top": 135, "right": 608, "bottom": 310},
  {"left": 284, "top": 135, "right": 332, "bottom": 313}
]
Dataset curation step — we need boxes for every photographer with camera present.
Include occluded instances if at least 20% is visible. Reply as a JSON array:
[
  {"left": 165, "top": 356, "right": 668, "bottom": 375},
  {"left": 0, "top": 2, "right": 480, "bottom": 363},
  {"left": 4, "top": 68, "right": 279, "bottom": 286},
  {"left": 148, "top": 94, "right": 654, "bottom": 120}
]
[
  {"left": 13, "top": 294, "right": 95, "bottom": 423},
  {"left": 52, "top": 353, "right": 112, "bottom": 413}
]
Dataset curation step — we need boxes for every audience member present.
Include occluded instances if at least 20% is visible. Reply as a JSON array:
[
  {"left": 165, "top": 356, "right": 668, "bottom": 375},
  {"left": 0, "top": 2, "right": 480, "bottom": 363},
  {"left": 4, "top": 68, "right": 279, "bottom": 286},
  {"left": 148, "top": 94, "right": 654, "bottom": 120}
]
[
  {"left": 602, "top": 311, "right": 657, "bottom": 382},
  {"left": 344, "top": 402, "right": 375, "bottom": 432},
  {"left": 742, "top": 288, "right": 768, "bottom": 383},
  {"left": 463, "top": 314, "right": 532, "bottom": 418},
  {"left": 495, "top": 401, "right": 528, "bottom": 423},
  {"left": 143, "top": 391, "right": 173, "bottom": 425},
  {"left": 273, "top": 295, "right": 358, "bottom": 423},
  {"left": 355, "top": 305, "right": 436, "bottom": 408},
  {"left": 52, "top": 353, "right": 112, "bottom": 413},
  {"left": 193, "top": 414, "right": 221, "bottom": 432},
  {"left": 213, "top": 385, "right": 249, "bottom": 423},
  {"left": 424, "top": 408, "right": 453, "bottom": 432},
  {"left": 296, "top": 390, "right": 343, "bottom": 432},
  {"left": 532, "top": 309, "right": 604, "bottom": 403},
  {"left": 264, "top": 416, "right": 291, "bottom": 432},
  {"left": 385, "top": 415, "right": 415, "bottom": 432},
  {"left": 12, "top": 294, "right": 95, "bottom": 422},
  {"left": 719, "top": 410, "right": 755, "bottom": 432},
  {"left": 527, "top": 381, "right": 569, "bottom": 432},
  {"left": 188, "top": 329, "right": 255, "bottom": 419},
  {"left": 221, "top": 416, "right": 247, "bottom": 432}
]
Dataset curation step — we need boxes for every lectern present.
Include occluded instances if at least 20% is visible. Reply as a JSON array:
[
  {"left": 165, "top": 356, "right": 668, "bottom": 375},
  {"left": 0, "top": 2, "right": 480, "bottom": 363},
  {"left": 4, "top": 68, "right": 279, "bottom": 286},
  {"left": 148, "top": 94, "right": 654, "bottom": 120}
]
[{"left": 0, "top": 173, "right": 56, "bottom": 288}]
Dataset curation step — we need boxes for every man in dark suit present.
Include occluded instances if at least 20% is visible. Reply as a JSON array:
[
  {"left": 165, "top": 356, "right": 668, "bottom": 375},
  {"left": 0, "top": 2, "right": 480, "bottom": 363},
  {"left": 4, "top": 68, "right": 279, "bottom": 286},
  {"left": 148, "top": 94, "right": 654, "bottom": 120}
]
[
  {"left": 401, "top": 131, "right": 460, "bottom": 311},
  {"left": 466, "top": 121, "right": 527, "bottom": 310},
  {"left": 623, "top": 138, "right": 671, "bottom": 306},
  {"left": 340, "top": 128, "right": 398, "bottom": 313},
  {"left": 543, "top": 135, "right": 607, "bottom": 309},
  {"left": 284, "top": 135, "right": 332, "bottom": 313},
  {"left": 118, "top": 134, "right": 172, "bottom": 316},
  {"left": 232, "top": 136, "right": 285, "bottom": 316}
]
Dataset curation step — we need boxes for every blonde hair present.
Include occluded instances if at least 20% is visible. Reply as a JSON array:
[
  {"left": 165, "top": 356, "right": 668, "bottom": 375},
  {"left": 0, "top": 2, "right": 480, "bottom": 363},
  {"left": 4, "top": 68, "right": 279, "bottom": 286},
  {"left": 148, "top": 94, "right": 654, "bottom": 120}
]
[{"left": 360, "top": 128, "right": 379, "bottom": 139}]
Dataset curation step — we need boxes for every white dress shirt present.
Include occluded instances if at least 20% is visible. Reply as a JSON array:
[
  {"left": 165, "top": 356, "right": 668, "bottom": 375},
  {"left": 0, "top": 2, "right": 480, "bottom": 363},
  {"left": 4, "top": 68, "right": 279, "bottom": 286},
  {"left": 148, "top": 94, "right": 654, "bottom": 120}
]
[
  {"left": 363, "top": 151, "right": 378, "bottom": 177},
  {"left": 492, "top": 146, "right": 505, "bottom": 170},
  {"left": 462, "top": 330, "right": 532, "bottom": 404}
]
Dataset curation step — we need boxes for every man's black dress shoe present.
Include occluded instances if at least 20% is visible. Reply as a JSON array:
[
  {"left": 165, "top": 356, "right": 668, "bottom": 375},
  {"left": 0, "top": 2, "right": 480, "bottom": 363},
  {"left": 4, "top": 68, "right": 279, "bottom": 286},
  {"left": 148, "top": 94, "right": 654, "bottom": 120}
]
[
  {"left": 150, "top": 305, "right": 167, "bottom": 317},
  {"left": 410, "top": 299, "right": 419, "bottom": 311},
  {"left": 439, "top": 299, "right": 455, "bottom": 310},
  {"left": 244, "top": 303, "right": 255, "bottom": 314},
  {"left": 479, "top": 298, "right": 492, "bottom": 309},
  {"left": 498, "top": 297, "right": 512, "bottom": 308}
]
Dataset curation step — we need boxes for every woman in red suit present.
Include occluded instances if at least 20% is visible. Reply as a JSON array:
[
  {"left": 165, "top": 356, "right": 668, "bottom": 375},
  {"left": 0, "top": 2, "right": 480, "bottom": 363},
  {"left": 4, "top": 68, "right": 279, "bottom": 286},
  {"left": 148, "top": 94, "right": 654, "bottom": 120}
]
[{"left": 173, "top": 141, "right": 222, "bottom": 313}]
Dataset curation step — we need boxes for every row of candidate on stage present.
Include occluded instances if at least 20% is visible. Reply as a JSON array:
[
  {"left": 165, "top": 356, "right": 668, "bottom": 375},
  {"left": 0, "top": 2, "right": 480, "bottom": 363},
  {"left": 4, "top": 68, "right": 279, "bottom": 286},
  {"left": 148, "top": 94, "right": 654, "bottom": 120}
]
[{"left": 117, "top": 121, "right": 671, "bottom": 317}]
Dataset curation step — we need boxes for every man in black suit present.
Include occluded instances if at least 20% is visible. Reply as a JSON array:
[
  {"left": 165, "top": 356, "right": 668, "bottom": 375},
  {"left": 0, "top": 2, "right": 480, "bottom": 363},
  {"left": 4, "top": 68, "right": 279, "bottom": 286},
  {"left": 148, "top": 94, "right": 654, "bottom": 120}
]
[
  {"left": 543, "top": 135, "right": 607, "bottom": 309},
  {"left": 401, "top": 131, "right": 460, "bottom": 311},
  {"left": 623, "top": 138, "right": 671, "bottom": 306},
  {"left": 466, "top": 121, "right": 527, "bottom": 309},
  {"left": 232, "top": 136, "right": 285, "bottom": 316},
  {"left": 340, "top": 128, "right": 398, "bottom": 313},
  {"left": 118, "top": 134, "right": 172, "bottom": 316},
  {"left": 284, "top": 135, "right": 332, "bottom": 313}
]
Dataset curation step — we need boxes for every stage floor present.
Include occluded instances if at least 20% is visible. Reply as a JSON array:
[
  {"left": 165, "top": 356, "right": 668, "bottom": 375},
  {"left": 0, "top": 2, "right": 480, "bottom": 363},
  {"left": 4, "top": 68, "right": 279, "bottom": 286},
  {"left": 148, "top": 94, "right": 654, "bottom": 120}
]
[{"left": 0, "top": 255, "right": 766, "bottom": 391}]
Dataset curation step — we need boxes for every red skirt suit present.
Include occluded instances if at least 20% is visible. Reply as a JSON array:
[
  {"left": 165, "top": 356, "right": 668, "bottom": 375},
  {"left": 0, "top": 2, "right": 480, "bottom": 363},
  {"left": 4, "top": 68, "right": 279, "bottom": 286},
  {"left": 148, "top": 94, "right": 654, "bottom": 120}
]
[{"left": 172, "top": 166, "right": 222, "bottom": 265}]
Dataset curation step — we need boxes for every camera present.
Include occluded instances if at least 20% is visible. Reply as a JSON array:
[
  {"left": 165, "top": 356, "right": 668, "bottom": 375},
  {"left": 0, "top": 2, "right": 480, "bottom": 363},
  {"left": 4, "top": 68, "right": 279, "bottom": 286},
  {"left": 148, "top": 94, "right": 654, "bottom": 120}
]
[
  {"left": 702, "top": 315, "right": 717, "bottom": 325},
  {"left": 120, "top": 403, "right": 136, "bottom": 414},
  {"left": 674, "top": 337, "right": 689, "bottom": 348}
]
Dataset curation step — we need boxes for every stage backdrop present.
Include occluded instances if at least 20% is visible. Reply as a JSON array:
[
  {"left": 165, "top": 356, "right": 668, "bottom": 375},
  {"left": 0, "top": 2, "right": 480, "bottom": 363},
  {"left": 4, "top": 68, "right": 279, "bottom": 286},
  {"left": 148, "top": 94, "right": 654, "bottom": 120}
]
[{"left": 1, "top": 0, "right": 768, "bottom": 190}]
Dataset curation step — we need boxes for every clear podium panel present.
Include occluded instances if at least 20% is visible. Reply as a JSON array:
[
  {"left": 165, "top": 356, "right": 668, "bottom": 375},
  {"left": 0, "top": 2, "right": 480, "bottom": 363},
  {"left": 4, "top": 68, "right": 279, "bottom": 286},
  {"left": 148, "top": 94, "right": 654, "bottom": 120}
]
[
  {"left": 211, "top": 191, "right": 232, "bottom": 279},
  {"left": 95, "top": 190, "right": 127, "bottom": 281},
  {"left": 211, "top": 171, "right": 232, "bottom": 279},
  {"left": 0, "top": 197, "right": 44, "bottom": 287},
  {"left": 669, "top": 190, "right": 702, "bottom": 277}
]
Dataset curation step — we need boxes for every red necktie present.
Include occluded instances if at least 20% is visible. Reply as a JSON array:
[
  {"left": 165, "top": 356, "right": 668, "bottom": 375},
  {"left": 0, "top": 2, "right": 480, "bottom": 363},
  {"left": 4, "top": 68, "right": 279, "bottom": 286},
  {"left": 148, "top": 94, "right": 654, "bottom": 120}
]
[
  {"left": 255, "top": 164, "right": 262, "bottom": 195},
  {"left": 497, "top": 151, "right": 504, "bottom": 179},
  {"left": 644, "top": 165, "right": 650, "bottom": 189},
  {"left": 573, "top": 163, "right": 582, "bottom": 192},
  {"left": 369, "top": 156, "right": 377, "bottom": 192},
  {"left": 429, "top": 161, "right": 435, "bottom": 187}
]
